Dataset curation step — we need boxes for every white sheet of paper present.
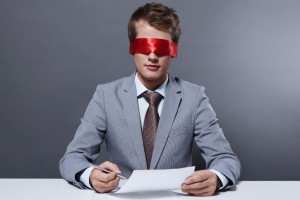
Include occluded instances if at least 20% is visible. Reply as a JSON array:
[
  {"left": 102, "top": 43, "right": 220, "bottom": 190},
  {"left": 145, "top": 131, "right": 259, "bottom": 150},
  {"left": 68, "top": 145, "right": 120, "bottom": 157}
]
[{"left": 114, "top": 166, "right": 195, "bottom": 193}]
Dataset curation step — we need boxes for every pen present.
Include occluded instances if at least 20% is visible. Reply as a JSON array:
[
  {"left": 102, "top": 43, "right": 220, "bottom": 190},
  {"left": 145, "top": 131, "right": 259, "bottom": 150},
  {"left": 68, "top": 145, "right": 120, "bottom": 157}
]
[{"left": 89, "top": 164, "right": 127, "bottom": 179}]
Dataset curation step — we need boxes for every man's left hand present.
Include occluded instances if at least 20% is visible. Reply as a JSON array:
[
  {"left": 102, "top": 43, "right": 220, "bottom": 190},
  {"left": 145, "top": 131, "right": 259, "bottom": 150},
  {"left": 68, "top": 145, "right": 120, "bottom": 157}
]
[{"left": 181, "top": 170, "right": 221, "bottom": 196}]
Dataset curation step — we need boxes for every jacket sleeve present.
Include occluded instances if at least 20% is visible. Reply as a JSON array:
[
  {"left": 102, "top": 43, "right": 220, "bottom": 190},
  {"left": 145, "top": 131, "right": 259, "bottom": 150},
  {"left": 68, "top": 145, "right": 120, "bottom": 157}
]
[
  {"left": 59, "top": 85, "right": 107, "bottom": 188},
  {"left": 193, "top": 87, "right": 241, "bottom": 188}
]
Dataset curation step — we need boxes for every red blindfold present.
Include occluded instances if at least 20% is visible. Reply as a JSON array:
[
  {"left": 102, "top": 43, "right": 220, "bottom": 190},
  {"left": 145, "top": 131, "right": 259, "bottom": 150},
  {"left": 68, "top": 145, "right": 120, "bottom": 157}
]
[{"left": 129, "top": 38, "right": 178, "bottom": 57}]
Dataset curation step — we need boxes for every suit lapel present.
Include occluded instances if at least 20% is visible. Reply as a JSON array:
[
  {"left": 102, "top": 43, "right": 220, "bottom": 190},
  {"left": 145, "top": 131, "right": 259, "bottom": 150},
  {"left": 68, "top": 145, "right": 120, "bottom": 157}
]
[
  {"left": 121, "top": 74, "right": 147, "bottom": 169},
  {"left": 150, "top": 76, "right": 182, "bottom": 169}
]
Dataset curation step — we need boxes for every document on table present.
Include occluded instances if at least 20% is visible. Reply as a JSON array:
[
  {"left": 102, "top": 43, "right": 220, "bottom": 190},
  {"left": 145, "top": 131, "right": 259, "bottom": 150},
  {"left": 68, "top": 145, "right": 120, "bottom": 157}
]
[{"left": 114, "top": 166, "right": 195, "bottom": 193}]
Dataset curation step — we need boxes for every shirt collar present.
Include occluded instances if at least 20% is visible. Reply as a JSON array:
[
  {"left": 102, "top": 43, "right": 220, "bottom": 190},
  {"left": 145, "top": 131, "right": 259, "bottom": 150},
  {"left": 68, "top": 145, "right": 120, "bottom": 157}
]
[{"left": 135, "top": 73, "right": 168, "bottom": 98}]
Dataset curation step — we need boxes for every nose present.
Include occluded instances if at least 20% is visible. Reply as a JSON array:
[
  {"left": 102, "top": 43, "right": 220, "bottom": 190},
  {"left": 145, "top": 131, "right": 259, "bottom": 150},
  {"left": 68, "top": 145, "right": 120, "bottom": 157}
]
[{"left": 148, "top": 52, "right": 158, "bottom": 62}]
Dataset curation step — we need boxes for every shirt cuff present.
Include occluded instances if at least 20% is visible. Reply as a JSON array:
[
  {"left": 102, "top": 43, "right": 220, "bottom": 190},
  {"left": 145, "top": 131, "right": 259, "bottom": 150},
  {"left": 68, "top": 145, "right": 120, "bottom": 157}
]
[
  {"left": 209, "top": 169, "right": 229, "bottom": 190},
  {"left": 79, "top": 167, "right": 94, "bottom": 189}
]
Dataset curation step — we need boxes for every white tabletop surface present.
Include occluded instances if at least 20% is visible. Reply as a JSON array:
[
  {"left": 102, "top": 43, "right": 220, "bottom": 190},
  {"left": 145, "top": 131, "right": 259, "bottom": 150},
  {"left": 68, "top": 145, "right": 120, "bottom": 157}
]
[{"left": 0, "top": 179, "right": 299, "bottom": 200}]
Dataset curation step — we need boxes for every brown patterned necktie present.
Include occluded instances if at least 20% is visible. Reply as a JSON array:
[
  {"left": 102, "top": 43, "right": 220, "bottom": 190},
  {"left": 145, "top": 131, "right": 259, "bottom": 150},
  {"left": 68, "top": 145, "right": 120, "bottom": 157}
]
[{"left": 142, "top": 92, "right": 163, "bottom": 169}]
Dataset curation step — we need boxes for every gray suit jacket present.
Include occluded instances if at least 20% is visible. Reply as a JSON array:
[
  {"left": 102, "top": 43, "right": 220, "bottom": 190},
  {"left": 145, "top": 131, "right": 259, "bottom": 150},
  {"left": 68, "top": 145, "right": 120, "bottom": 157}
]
[{"left": 59, "top": 73, "right": 241, "bottom": 188}]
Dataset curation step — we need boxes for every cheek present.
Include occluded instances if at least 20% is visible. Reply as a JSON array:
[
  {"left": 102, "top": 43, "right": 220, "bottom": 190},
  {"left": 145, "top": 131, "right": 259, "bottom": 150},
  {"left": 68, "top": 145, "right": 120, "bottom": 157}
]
[
  {"left": 134, "top": 54, "right": 145, "bottom": 67},
  {"left": 161, "top": 58, "right": 171, "bottom": 68}
]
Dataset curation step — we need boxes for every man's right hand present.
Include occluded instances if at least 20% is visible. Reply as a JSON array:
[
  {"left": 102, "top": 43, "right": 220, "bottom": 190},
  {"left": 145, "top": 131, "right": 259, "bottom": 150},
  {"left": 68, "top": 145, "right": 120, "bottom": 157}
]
[{"left": 89, "top": 161, "right": 121, "bottom": 193}]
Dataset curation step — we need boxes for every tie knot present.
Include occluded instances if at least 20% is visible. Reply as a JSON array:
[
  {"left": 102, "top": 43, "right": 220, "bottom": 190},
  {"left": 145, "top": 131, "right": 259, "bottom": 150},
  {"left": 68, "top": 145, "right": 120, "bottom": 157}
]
[{"left": 142, "top": 92, "right": 163, "bottom": 106}]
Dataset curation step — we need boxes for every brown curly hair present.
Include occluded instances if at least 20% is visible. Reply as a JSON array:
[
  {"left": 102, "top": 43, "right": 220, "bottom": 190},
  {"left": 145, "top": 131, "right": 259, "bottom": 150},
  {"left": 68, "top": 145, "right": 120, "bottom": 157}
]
[{"left": 128, "top": 2, "right": 181, "bottom": 43}]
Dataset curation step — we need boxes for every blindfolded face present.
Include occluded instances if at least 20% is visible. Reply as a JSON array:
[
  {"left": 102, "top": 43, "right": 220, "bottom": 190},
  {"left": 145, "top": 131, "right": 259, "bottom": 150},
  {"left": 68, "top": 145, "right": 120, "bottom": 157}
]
[{"left": 130, "top": 38, "right": 178, "bottom": 58}]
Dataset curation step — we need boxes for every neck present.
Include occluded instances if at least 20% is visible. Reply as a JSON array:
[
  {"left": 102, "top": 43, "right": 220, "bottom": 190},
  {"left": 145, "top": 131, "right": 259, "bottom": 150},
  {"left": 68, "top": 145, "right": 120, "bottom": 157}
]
[
  {"left": 137, "top": 74, "right": 167, "bottom": 91},
  {"left": 144, "top": 81, "right": 162, "bottom": 91}
]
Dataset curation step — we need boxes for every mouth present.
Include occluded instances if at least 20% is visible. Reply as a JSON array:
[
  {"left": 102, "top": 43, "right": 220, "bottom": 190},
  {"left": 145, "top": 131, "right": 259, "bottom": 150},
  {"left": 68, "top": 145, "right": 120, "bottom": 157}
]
[{"left": 145, "top": 64, "right": 160, "bottom": 71}]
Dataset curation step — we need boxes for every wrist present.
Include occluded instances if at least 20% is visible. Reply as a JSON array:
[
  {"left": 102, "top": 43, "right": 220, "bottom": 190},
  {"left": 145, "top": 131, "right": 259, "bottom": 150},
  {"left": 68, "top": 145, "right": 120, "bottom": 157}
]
[
  {"left": 209, "top": 169, "right": 228, "bottom": 190},
  {"left": 216, "top": 176, "right": 222, "bottom": 189}
]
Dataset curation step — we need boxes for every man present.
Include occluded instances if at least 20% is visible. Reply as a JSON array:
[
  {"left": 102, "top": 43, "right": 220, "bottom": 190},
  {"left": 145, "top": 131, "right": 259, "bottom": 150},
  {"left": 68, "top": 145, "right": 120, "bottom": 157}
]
[{"left": 60, "top": 2, "right": 241, "bottom": 196}]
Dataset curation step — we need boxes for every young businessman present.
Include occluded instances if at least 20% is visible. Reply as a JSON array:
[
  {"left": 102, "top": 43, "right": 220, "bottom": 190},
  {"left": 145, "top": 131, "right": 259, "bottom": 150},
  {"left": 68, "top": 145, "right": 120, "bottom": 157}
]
[{"left": 60, "top": 2, "right": 241, "bottom": 196}]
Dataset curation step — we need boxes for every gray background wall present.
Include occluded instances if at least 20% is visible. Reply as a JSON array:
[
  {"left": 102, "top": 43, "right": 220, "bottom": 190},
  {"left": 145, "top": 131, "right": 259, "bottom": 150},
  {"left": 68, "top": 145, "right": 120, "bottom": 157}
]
[{"left": 1, "top": 0, "right": 299, "bottom": 180}]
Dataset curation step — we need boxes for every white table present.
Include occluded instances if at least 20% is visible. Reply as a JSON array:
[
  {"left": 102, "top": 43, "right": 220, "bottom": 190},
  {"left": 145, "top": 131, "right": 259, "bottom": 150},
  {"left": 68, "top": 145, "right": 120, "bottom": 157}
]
[{"left": 0, "top": 179, "right": 299, "bottom": 200}]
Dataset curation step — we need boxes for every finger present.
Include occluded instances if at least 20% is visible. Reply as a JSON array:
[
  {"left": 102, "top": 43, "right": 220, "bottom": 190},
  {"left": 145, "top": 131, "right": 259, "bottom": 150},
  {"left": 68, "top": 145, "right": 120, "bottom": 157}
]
[
  {"left": 182, "top": 170, "right": 218, "bottom": 196},
  {"left": 182, "top": 185, "right": 215, "bottom": 196},
  {"left": 100, "top": 161, "right": 121, "bottom": 174},
  {"left": 96, "top": 177, "right": 120, "bottom": 190},
  {"left": 90, "top": 168, "right": 118, "bottom": 191},
  {"left": 184, "top": 171, "right": 209, "bottom": 184},
  {"left": 92, "top": 168, "right": 119, "bottom": 183},
  {"left": 181, "top": 180, "right": 210, "bottom": 190},
  {"left": 183, "top": 174, "right": 218, "bottom": 190},
  {"left": 182, "top": 185, "right": 209, "bottom": 193},
  {"left": 93, "top": 177, "right": 120, "bottom": 193}
]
